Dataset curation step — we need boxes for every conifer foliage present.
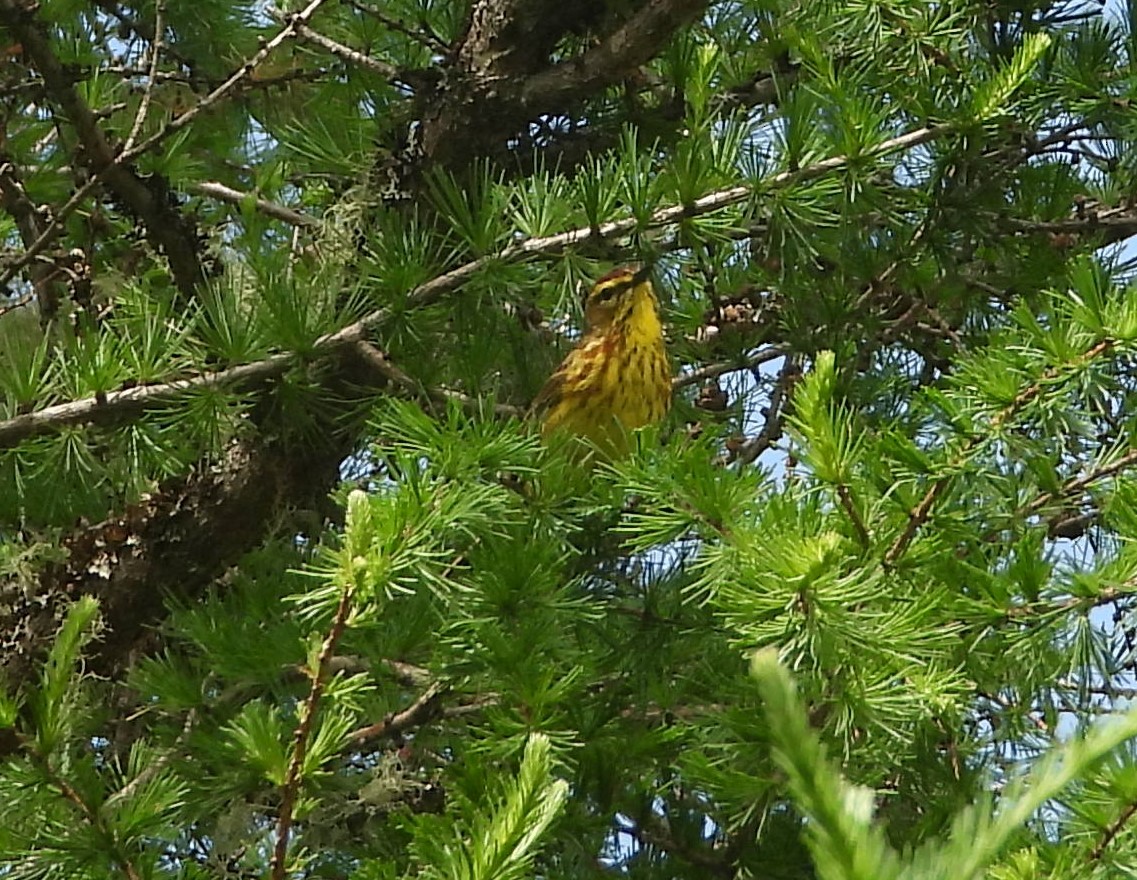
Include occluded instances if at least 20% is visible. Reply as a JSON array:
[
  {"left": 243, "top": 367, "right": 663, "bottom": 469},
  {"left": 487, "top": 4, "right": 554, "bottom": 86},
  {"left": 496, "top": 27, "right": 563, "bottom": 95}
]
[{"left": 2, "top": 0, "right": 1137, "bottom": 876}]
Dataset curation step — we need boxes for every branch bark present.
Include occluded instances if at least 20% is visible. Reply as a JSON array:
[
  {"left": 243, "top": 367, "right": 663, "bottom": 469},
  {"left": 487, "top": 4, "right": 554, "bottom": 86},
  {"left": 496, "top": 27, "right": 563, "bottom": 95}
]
[
  {"left": 416, "top": 0, "right": 709, "bottom": 170},
  {"left": 520, "top": 0, "right": 709, "bottom": 108},
  {"left": 0, "top": 152, "right": 64, "bottom": 321},
  {"left": 0, "top": 414, "right": 351, "bottom": 690}
]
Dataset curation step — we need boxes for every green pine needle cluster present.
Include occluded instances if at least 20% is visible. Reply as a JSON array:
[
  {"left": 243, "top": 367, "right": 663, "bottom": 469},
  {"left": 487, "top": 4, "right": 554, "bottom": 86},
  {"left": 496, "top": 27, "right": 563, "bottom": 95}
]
[{"left": 3, "top": 0, "right": 1137, "bottom": 877}]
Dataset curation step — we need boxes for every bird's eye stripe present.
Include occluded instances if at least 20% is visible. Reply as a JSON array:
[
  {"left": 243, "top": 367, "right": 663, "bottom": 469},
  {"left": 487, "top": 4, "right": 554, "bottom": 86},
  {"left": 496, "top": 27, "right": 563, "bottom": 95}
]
[{"left": 594, "top": 280, "right": 633, "bottom": 301}]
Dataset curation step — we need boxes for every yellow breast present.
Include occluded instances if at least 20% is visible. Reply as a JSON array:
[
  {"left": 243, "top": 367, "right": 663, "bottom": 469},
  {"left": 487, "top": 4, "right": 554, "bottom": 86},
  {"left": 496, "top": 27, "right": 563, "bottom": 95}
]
[{"left": 540, "top": 282, "right": 670, "bottom": 456}]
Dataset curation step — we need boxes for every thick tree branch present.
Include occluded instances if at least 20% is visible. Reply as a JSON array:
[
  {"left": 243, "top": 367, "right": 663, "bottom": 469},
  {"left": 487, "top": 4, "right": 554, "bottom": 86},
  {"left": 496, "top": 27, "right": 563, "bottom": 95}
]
[
  {"left": 0, "top": 419, "right": 351, "bottom": 689},
  {"left": 0, "top": 155, "right": 48, "bottom": 258},
  {"left": 416, "top": 0, "right": 706, "bottom": 169},
  {"left": 521, "top": 0, "right": 710, "bottom": 108}
]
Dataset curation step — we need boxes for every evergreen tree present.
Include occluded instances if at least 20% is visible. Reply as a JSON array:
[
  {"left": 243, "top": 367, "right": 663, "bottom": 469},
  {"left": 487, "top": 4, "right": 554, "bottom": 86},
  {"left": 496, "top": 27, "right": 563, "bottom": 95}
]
[{"left": 2, "top": 0, "right": 1137, "bottom": 876}]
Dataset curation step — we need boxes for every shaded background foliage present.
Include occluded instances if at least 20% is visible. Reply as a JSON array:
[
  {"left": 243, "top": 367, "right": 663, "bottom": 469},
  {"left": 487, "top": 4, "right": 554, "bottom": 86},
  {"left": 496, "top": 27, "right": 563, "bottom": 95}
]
[{"left": 2, "top": 0, "right": 1137, "bottom": 877}]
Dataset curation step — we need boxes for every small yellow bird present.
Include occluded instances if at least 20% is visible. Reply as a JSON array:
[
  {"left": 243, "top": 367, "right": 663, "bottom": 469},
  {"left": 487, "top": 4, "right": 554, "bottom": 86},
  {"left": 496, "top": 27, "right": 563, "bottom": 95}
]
[{"left": 531, "top": 265, "right": 671, "bottom": 456}]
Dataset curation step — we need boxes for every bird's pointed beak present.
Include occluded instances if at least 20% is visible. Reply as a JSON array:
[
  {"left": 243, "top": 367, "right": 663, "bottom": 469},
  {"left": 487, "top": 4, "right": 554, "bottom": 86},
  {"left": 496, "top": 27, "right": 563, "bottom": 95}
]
[{"left": 632, "top": 263, "right": 653, "bottom": 286}]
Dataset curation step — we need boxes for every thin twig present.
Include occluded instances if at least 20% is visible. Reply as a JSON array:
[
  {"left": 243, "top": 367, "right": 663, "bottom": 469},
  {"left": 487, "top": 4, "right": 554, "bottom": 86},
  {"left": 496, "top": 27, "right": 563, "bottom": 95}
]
[
  {"left": 883, "top": 479, "right": 951, "bottom": 569},
  {"left": 724, "top": 354, "right": 800, "bottom": 466},
  {"left": 672, "top": 346, "right": 785, "bottom": 389},
  {"left": 836, "top": 483, "right": 870, "bottom": 548},
  {"left": 287, "top": 19, "right": 401, "bottom": 80},
  {"left": 89, "top": 0, "right": 197, "bottom": 75},
  {"left": 0, "top": 0, "right": 206, "bottom": 293},
  {"left": 348, "top": 681, "right": 448, "bottom": 744},
  {"left": 853, "top": 214, "right": 932, "bottom": 312},
  {"left": 347, "top": 685, "right": 501, "bottom": 744},
  {"left": 1092, "top": 800, "right": 1137, "bottom": 861},
  {"left": 350, "top": 340, "right": 425, "bottom": 397},
  {"left": 345, "top": 0, "right": 447, "bottom": 51},
  {"left": 352, "top": 340, "right": 523, "bottom": 417},
  {"left": 0, "top": 175, "right": 103, "bottom": 289},
  {"left": 1001, "top": 213, "right": 1137, "bottom": 235},
  {"left": 977, "top": 690, "right": 1049, "bottom": 733},
  {"left": 269, "top": 582, "right": 353, "bottom": 880},
  {"left": 129, "top": 0, "right": 332, "bottom": 154},
  {"left": 0, "top": 159, "right": 50, "bottom": 253},
  {"left": 1021, "top": 448, "right": 1137, "bottom": 521},
  {"left": 380, "top": 658, "right": 432, "bottom": 688},
  {"left": 188, "top": 180, "right": 319, "bottom": 227},
  {"left": 883, "top": 338, "right": 1116, "bottom": 567},
  {"left": 105, "top": 707, "right": 196, "bottom": 809},
  {"left": 1005, "top": 586, "right": 1125, "bottom": 621},
  {"left": 617, "top": 813, "right": 733, "bottom": 876},
  {"left": 26, "top": 746, "right": 145, "bottom": 880},
  {"left": 122, "top": 0, "right": 164, "bottom": 152},
  {"left": 0, "top": 290, "right": 36, "bottom": 318}
]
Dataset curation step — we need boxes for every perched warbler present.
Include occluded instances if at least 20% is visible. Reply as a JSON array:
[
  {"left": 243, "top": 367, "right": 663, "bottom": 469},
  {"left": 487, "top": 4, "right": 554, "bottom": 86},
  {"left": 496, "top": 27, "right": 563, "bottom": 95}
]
[{"left": 531, "top": 265, "right": 671, "bottom": 456}]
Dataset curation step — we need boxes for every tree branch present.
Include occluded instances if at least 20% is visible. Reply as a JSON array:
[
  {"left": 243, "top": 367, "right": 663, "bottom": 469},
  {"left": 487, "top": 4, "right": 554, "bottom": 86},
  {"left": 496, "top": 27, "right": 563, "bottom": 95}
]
[
  {"left": 723, "top": 354, "right": 800, "bottom": 467},
  {"left": 345, "top": 0, "right": 448, "bottom": 52},
  {"left": 883, "top": 338, "right": 1117, "bottom": 568},
  {"left": 0, "top": 418, "right": 351, "bottom": 689},
  {"left": 348, "top": 681, "right": 448, "bottom": 744},
  {"left": 350, "top": 340, "right": 522, "bottom": 417},
  {"left": 0, "top": 152, "right": 63, "bottom": 321},
  {"left": 0, "top": 123, "right": 951, "bottom": 450},
  {"left": 270, "top": 582, "right": 354, "bottom": 880},
  {"left": 616, "top": 813, "right": 734, "bottom": 877},
  {"left": 347, "top": 683, "right": 499, "bottom": 744},
  {"left": 188, "top": 180, "right": 320, "bottom": 227},
  {"left": 0, "top": 0, "right": 332, "bottom": 295},
  {"left": 121, "top": 0, "right": 164, "bottom": 153},
  {"left": 520, "top": 0, "right": 710, "bottom": 109},
  {"left": 0, "top": 0, "right": 206, "bottom": 297},
  {"left": 286, "top": 19, "right": 402, "bottom": 80},
  {"left": 20, "top": 735, "right": 145, "bottom": 880},
  {"left": 414, "top": 0, "right": 707, "bottom": 170},
  {"left": 1091, "top": 799, "right": 1137, "bottom": 862},
  {"left": 672, "top": 346, "right": 787, "bottom": 389}
]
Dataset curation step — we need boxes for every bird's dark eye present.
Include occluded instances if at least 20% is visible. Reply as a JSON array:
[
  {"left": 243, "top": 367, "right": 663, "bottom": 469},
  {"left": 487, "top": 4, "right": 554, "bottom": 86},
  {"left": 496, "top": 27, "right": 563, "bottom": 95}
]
[{"left": 593, "top": 280, "right": 631, "bottom": 303}]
